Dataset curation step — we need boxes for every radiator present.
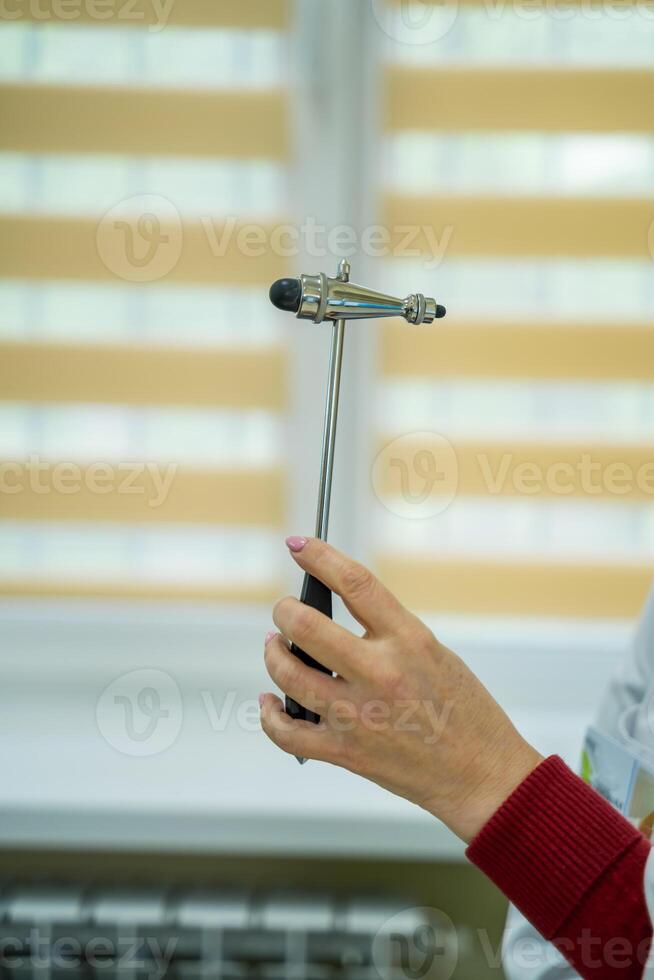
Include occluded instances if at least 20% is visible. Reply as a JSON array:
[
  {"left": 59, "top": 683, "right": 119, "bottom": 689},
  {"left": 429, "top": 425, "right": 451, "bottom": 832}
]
[{"left": 0, "top": 884, "right": 455, "bottom": 980}]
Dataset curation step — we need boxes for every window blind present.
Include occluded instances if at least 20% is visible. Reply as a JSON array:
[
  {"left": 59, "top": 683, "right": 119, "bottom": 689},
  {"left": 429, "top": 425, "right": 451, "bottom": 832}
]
[
  {"left": 374, "top": 0, "right": 654, "bottom": 620},
  {"left": 0, "top": 4, "right": 290, "bottom": 600}
]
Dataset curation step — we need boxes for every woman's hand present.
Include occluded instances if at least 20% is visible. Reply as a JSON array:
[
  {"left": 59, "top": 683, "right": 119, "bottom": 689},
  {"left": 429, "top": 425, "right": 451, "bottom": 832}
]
[{"left": 260, "top": 536, "right": 542, "bottom": 843}]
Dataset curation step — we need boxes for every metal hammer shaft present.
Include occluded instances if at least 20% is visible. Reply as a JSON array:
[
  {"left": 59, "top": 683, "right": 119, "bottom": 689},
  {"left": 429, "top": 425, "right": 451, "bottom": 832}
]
[
  {"left": 315, "top": 261, "right": 349, "bottom": 538},
  {"left": 287, "top": 260, "right": 349, "bottom": 761}
]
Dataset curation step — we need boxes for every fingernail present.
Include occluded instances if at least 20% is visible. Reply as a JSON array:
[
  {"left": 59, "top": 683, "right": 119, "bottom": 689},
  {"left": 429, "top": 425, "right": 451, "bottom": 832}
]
[
  {"left": 258, "top": 693, "right": 265, "bottom": 709},
  {"left": 285, "top": 536, "right": 308, "bottom": 553},
  {"left": 265, "top": 630, "right": 276, "bottom": 645}
]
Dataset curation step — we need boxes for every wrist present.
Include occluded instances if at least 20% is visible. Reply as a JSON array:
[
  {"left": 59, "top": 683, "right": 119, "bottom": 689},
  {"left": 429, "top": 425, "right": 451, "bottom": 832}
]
[
  {"left": 425, "top": 740, "right": 544, "bottom": 843},
  {"left": 462, "top": 742, "right": 544, "bottom": 842}
]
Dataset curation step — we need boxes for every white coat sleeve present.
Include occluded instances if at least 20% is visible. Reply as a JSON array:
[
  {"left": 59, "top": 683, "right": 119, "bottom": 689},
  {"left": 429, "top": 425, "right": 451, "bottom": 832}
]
[{"left": 501, "top": 585, "right": 654, "bottom": 980}]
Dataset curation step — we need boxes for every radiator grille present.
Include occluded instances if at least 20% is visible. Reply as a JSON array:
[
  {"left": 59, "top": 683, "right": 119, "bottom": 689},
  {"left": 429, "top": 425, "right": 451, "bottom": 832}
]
[{"left": 0, "top": 886, "right": 454, "bottom": 980}]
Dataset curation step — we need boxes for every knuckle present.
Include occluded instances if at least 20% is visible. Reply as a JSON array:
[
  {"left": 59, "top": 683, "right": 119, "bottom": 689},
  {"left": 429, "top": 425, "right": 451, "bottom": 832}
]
[
  {"left": 282, "top": 656, "right": 304, "bottom": 693},
  {"left": 291, "top": 605, "right": 315, "bottom": 644},
  {"left": 272, "top": 728, "right": 294, "bottom": 753},
  {"left": 261, "top": 713, "right": 280, "bottom": 745},
  {"left": 273, "top": 595, "right": 295, "bottom": 628},
  {"left": 373, "top": 658, "right": 405, "bottom": 698},
  {"left": 263, "top": 645, "right": 278, "bottom": 681},
  {"left": 412, "top": 625, "right": 439, "bottom": 661},
  {"left": 341, "top": 561, "right": 374, "bottom": 600},
  {"left": 274, "top": 731, "right": 296, "bottom": 756},
  {"left": 267, "top": 645, "right": 303, "bottom": 692},
  {"left": 264, "top": 710, "right": 293, "bottom": 747}
]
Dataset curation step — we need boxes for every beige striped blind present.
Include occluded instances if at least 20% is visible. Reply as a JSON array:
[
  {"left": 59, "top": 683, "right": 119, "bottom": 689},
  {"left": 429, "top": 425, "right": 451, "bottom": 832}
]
[
  {"left": 2, "top": 1, "right": 654, "bottom": 620},
  {"left": 0, "top": 3, "right": 290, "bottom": 600},
  {"left": 373, "top": 0, "right": 654, "bottom": 620}
]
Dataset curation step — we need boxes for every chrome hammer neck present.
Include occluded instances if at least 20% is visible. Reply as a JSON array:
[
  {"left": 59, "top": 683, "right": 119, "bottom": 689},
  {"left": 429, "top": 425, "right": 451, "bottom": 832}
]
[{"left": 315, "top": 258, "right": 349, "bottom": 541}]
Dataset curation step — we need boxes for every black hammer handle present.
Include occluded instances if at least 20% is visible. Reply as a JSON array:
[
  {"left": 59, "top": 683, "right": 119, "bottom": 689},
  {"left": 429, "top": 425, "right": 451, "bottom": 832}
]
[{"left": 285, "top": 571, "right": 333, "bottom": 724}]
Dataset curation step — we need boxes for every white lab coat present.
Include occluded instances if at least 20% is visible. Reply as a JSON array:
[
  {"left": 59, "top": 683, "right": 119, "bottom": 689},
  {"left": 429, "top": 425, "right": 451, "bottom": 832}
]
[{"left": 503, "top": 587, "right": 654, "bottom": 980}]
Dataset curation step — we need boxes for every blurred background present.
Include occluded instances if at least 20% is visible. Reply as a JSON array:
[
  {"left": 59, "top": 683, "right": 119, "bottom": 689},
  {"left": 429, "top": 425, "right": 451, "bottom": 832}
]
[{"left": 1, "top": 1, "right": 654, "bottom": 977}]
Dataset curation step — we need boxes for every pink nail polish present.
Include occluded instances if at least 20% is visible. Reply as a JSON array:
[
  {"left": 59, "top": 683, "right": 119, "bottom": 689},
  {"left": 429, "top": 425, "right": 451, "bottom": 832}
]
[
  {"left": 286, "top": 536, "right": 308, "bottom": 553},
  {"left": 258, "top": 693, "right": 265, "bottom": 709},
  {"left": 265, "top": 630, "right": 276, "bottom": 645}
]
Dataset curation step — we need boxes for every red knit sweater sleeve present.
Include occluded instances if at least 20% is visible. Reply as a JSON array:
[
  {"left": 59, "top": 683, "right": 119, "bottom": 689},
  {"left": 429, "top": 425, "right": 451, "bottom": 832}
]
[{"left": 466, "top": 755, "right": 652, "bottom": 979}]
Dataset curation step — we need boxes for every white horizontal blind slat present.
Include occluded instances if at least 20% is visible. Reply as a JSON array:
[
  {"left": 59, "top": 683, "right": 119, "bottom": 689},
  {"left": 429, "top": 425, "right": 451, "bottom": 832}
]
[
  {"left": 375, "top": 1, "right": 654, "bottom": 622},
  {"left": 0, "top": 19, "right": 291, "bottom": 599}
]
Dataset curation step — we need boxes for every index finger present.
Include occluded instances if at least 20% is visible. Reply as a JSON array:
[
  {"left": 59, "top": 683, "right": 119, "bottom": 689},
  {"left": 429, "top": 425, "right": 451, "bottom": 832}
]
[{"left": 284, "top": 537, "right": 407, "bottom": 637}]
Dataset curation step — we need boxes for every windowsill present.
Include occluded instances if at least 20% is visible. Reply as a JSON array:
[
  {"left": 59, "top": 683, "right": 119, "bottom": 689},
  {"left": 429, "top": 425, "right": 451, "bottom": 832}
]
[{"left": 0, "top": 599, "right": 623, "bottom": 858}]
